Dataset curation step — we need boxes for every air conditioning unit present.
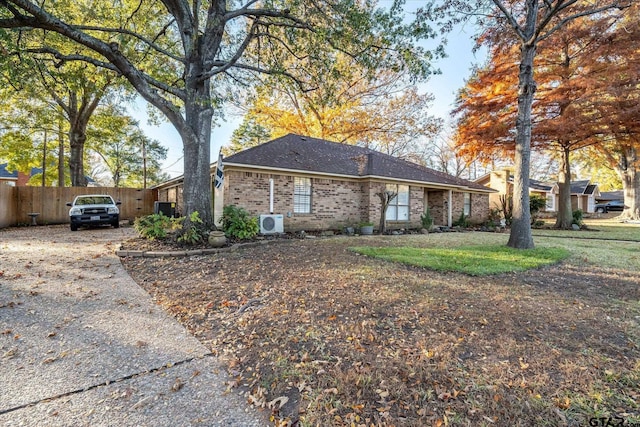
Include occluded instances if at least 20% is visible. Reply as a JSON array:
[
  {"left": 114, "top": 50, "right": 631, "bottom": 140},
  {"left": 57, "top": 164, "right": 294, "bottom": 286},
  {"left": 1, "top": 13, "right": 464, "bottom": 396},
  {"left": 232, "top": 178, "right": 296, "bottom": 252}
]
[
  {"left": 260, "top": 214, "right": 284, "bottom": 234},
  {"left": 154, "top": 201, "right": 176, "bottom": 217}
]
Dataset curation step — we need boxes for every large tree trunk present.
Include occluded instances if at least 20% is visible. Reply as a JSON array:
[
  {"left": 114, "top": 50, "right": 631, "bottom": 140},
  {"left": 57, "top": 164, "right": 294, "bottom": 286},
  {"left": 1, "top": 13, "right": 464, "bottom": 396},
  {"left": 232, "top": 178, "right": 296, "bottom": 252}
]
[
  {"left": 63, "top": 91, "right": 102, "bottom": 187},
  {"left": 57, "top": 116, "right": 65, "bottom": 187},
  {"left": 180, "top": 47, "right": 214, "bottom": 228},
  {"left": 68, "top": 116, "right": 88, "bottom": 187},
  {"left": 507, "top": 40, "right": 536, "bottom": 249},
  {"left": 618, "top": 145, "right": 640, "bottom": 220},
  {"left": 555, "top": 145, "right": 573, "bottom": 228}
]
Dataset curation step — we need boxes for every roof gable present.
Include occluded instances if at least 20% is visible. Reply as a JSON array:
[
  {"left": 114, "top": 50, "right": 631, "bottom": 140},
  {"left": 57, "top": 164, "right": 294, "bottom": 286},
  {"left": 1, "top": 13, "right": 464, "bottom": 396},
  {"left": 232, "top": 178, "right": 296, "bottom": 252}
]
[
  {"left": 224, "top": 134, "right": 492, "bottom": 192},
  {"left": 570, "top": 180, "right": 591, "bottom": 194}
]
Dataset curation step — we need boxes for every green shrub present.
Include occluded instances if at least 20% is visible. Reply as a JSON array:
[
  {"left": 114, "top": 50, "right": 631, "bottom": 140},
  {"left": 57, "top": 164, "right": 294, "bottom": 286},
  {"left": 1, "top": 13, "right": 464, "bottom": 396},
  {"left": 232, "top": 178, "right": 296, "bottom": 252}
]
[
  {"left": 177, "top": 211, "right": 206, "bottom": 245},
  {"left": 453, "top": 212, "right": 471, "bottom": 228},
  {"left": 530, "top": 194, "right": 547, "bottom": 224},
  {"left": 134, "top": 213, "right": 179, "bottom": 240},
  {"left": 221, "top": 205, "right": 259, "bottom": 240},
  {"left": 572, "top": 209, "right": 584, "bottom": 227},
  {"left": 420, "top": 208, "right": 433, "bottom": 230},
  {"left": 530, "top": 194, "right": 547, "bottom": 214}
]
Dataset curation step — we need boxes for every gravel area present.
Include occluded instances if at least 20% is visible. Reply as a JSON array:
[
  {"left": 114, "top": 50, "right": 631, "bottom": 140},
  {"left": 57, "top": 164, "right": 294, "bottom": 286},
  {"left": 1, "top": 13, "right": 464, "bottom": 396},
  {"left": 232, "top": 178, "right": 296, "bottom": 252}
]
[{"left": 0, "top": 224, "right": 268, "bottom": 426}]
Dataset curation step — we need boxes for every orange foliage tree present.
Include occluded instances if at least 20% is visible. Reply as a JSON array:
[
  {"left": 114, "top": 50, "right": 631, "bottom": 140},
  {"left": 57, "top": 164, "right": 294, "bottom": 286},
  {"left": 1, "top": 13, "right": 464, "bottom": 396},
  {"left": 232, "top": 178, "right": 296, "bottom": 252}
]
[
  {"left": 582, "top": 2, "right": 640, "bottom": 219},
  {"left": 427, "top": 0, "right": 632, "bottom": 246},
  {"left": 227, "top": 55, "right": 442, "bottom": 160},
  {"left": 453, "top": 6, "right": 638, "bottom": 226}
]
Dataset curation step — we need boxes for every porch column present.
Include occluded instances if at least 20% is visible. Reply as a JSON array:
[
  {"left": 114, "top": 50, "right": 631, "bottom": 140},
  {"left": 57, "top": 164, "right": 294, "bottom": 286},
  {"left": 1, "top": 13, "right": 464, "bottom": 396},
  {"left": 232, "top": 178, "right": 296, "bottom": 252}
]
[{"left": 447, "top": 190, "right": 453, "bottom": 227}]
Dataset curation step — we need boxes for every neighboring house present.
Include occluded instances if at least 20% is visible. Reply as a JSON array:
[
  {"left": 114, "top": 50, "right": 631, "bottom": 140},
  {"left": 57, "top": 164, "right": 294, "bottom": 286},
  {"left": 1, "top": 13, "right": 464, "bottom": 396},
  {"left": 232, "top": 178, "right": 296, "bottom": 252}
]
[
  {"left": 476, "top": 169, "right": 600, "bottom": 214},
  {"left": 475, "top": 169, "right": 559, "bottom": 212},
  {"left": 155, "top": 134, "right": 494, "bottom": 232},
  {"left": 0, "top": 163, "right": 18, "bottom": 186},
  {"left": 0, "top": 163, "right": 30, "bottom": 186},
  {"left": 0, "top": 163, "right": 99, "bottom": 187},
  {"left": 570, "top": 180, "right": 600, "bottom": 213}
]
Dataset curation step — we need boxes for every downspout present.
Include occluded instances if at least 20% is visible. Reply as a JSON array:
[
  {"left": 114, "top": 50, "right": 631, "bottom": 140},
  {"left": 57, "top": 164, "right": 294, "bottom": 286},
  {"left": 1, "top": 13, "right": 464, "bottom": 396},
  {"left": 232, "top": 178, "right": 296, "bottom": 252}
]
[
  {"left": 448, "top": 190, "right": 453, "bottom": 227},
  {"left": 269, "top": 178, "right": 274, "bottom": 214}
]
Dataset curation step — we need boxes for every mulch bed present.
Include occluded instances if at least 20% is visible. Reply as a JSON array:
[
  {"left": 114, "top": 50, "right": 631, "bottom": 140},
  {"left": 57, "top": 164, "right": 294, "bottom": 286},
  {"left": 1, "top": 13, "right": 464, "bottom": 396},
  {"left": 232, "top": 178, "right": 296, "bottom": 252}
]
[{"left": 120, "top": 234, "right": 640, "bottom": 426}]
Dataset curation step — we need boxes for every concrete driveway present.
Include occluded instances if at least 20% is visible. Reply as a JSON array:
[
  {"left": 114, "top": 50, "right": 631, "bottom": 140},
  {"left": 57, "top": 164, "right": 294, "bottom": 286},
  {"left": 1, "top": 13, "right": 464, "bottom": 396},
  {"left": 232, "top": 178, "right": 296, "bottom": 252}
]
[{"left": 0, "top": 224, "right": 267, "bottom": 426}]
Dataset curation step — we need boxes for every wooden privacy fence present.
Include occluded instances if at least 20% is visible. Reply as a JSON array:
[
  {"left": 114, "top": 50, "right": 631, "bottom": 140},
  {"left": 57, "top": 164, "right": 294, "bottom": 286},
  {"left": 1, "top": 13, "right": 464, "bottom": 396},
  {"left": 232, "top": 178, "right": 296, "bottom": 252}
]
[{"left": 0, "top": 186, "right": 157, "bottom": 228}]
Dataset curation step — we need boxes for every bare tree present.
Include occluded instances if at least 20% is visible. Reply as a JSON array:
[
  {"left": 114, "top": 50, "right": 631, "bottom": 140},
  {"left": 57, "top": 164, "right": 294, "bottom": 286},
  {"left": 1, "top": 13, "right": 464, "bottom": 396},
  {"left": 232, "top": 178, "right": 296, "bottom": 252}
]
[{"left": 377, "top": 190, "right": 398, "bottom": 235}]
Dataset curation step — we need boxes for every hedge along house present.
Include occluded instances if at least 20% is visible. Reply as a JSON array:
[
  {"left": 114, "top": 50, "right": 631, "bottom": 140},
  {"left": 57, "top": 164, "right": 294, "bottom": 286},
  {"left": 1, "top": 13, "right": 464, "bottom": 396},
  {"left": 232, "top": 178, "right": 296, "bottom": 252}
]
[{"left": 155, "top": 134, "right": 494, "bottom": 232}]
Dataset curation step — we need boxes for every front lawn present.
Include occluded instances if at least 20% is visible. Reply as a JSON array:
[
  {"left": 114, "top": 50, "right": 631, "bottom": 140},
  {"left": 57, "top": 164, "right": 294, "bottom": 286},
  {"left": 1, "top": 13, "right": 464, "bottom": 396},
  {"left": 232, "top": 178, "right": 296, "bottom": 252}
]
[{"left": 121, "top": 228, "right": 640, "bottom": 427}]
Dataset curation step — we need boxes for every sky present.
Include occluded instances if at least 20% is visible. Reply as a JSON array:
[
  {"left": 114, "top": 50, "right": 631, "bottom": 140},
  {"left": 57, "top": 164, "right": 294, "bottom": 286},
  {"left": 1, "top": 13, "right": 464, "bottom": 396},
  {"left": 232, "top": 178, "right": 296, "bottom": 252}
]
[{"left": 130, "top": 21, "right": 486, "bottom": 179}]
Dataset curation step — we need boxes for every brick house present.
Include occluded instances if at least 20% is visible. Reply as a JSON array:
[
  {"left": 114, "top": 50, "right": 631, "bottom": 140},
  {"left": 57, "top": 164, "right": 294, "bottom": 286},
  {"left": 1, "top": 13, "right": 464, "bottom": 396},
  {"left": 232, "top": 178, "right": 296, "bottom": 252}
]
[
  {"left": 0, "top": 163, "right": 29, "bottom": 186},
  {"left": 155, "top": 134, "right": 494, "bottom": 232}
]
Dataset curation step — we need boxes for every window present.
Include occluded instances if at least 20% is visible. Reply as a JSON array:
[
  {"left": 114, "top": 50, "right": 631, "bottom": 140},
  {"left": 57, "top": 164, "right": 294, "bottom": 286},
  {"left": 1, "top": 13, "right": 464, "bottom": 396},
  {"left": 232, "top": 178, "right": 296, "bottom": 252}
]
[
  {"left": 463, "top": 193, "right": 471, "bottom": 216},
  {"left": 385, "top": 184, "right": 409, "bottom": 220},
  {"left": 294, "top": 177, "right": 311, "bottom": 213},
  {"left": 546, "top": 193, "right": 555, "bottom": 211}
]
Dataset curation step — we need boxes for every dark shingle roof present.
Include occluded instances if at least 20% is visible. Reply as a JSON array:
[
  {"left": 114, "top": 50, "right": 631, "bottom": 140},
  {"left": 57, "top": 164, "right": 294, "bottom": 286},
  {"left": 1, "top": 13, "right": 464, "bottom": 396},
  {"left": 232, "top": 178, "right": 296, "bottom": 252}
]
[
  {"left": 529, "top": 178, "right": 554, "bottom": 192},
  {"left": 224, "top": 134, "right": 492, "bottom": 192},
  {"left": 570, "top": 180, "right": 591, "bottom": 194},
  {"left": 507, "top": 176, "right": 555, "bottom": 192},
  {"left": 599, "top": 190, "right": 623, "bottom": 201},
  {"left": 0, "top": 163, "right": 18, "bottom": 180}
]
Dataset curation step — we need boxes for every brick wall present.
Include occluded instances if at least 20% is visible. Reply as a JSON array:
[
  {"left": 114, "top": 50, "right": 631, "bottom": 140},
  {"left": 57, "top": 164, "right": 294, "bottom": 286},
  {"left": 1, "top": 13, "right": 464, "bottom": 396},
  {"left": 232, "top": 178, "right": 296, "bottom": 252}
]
[
  {"left": 224, "top": 170, "right": 365, "bottom": 231},
  {"left": 450, "top": 191, "right": 489, "bottom": 225},
  {"left": 470, "top": 193, "right": 490, "bottom": 224},
  {"left": 427, "top": 190, "right": 446, "bottom": 225},
  {"left": 409, "top": 187, "right": 425, "bottom": 228}
]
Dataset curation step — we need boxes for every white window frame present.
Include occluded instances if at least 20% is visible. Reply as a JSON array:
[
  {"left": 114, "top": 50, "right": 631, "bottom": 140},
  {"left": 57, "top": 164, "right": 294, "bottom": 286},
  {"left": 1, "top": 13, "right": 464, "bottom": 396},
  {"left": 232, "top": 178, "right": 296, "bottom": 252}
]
[
  {"left": 385, "top": 184, "right": 409, "bottom": 221},
  {"left": 463, "top": 193, "right": 471, "bottom": 216},
  {"left": 293, "top": 177, "right": 311, "bottom": 214},
  {"left": 546, "top": 193, "right": 556, "bottom": 211}
]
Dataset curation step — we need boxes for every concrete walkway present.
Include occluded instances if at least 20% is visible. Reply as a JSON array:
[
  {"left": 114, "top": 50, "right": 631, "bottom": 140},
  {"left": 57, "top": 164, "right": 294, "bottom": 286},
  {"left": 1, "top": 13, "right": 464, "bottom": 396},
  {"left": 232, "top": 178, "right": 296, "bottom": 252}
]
[{"left": 0, "top": 225, "right": 268, "bottom": 426}]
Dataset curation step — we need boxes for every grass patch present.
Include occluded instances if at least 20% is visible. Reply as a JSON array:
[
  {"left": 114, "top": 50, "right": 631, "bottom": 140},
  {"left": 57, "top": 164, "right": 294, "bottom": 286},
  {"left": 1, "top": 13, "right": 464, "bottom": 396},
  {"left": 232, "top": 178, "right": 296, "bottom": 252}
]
[{"left": 350, "top": 245, "right": 570, "bottom": 275}]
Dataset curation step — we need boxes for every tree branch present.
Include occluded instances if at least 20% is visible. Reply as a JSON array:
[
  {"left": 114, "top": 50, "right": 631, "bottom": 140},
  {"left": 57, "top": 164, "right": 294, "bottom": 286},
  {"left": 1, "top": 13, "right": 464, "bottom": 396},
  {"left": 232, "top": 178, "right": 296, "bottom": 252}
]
[
  {"left": 199, "top": 20, "right": 258, "bottom": 81},
  {"left": 23, "top": 47, "right": 186, "bottom": 99},
  {"left": 0, "top": 0, "right": 190, "bottom": 135},
  {"left": 491, "top": 0, "right": 526, "bottom": 41},
  {"left": 537, "top": 2, "right": 630, "bottom": 43},
  {"left": 74, "top": 24, "right": 185, "bottom": 63}
]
